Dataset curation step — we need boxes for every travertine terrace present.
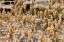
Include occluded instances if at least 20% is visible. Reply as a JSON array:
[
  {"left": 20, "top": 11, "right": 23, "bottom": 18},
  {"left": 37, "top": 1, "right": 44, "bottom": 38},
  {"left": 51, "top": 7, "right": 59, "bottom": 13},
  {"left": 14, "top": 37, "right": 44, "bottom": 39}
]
[{"left": 0, "top": 0, "right": 64, "bottom": 42}]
